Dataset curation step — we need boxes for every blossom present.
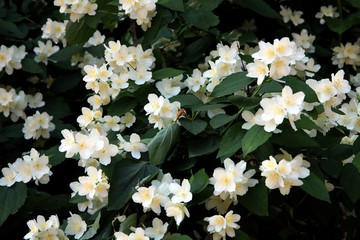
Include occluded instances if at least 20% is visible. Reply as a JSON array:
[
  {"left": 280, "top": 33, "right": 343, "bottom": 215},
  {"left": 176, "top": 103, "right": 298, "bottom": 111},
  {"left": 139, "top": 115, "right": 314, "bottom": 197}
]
[
  {"left": 65, "top": 213, "right": 87, "bottom": 239},
  {"left": 33, "top": 40, "right": 59, "bottom": 65},
  {"left": 165, "top": 202, "right": 190, "bottom": 226},
  {"left": 246, "top": 59, "right": 269, "bottom": 85},
  {"left": 144, "top": 218, "right": 169, "bottom": 240},
  {"left": 169, "top": 179, "right": 192, "bottom": 203},
  {"left": 204, "top": 211, "right": 241, "bottom": 239},
  {"left": 123, "top": 133, "right": 148, "bottom": 159}
]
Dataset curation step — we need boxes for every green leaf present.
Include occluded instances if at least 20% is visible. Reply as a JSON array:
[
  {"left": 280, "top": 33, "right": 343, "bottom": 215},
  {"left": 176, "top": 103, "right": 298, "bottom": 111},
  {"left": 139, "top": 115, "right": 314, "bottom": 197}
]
[
  {"left": 192, "top": 103, "right": 229, "bottom": 112},
  {"left": 179, "top": 118, "right": 207, "bottom": 135},
  {"left": 152, "top": 68, "right": 185, "bottom": 80},
  {"left": 49, "top": 44, "right": 84, "bottom": 63},
  {"left": 228, "top": 95, "right": 261, "bottom": 109},
  {"left": 210, "top": 114, "right": 237, "bottom": 129},
  {"left": 271, "top": 125, "right": 319, "bottom": 149},
  {"left": 80, "top": 211, "right": 101, "bottom": 240},
  {"left": 0, "top": 183, "right": 27, "bottom": 226},
  {"left": 217, "top": 122, "right": 245, "bottom": 158},
  {"left": 69, "top": 194, "right": 88, "bottom": 204},
  {"left": 242, "top": 125, "right": 272, "bottom": 156},
  {"left": 301, "top": 171, "right": 330, "bottom": 203},
  {"left": 157, "top": 0, "right": 184, "bottom": 12},
  {"left": 21, "top": 56, "right": 45, "bottom": 74},
  {"left": 295, "top": 115, "right": 322, "bottom": 131},
  {"left": 106, "top": 96, "right": 137, "bottom": 116},
  {"left": 119, "top": 213, "right": 137, "bottom": 235},
  {"left": 43, "top": 145, "right": 66, "bottom": 166},
  {"left": 41, "top": 96, "right": 72, "bottom": 118},
  {"left": 347, "top": 0, "right": 360, "bottom": 8},
  {"left": 65, "top": 18, "right": 96, "bottom": 46},
  {"left": 238, "top": 180, "right": 268, "bottom": 216},
  {"left": 169, "top": 94, "right": 203, "bottom": 108},
  {"left": 148, "top": 124, "right": 180, "bottom": 165},
  {"left": 200, "top": 0, "right": 223, "bottom": 11},
  {"left": 339, "top": 164, "right": 360, "bottom": 203},
  {"left": 108, "top": 159, "right": 158, "bottom": 210},
  {"left": 258, "top": 80, "right": 283, "bottom": 95},
  {"left": 326, "top": 18, "right": 353, "bottom": 35},
  {"left": 182, "top": 7, "right": 219, "bottom": 31},
  {"left": 211, "top": 72, "right": 254, "bottom": 97},
  {"left": 353, "top": 152, "right": 360, "bottom": 172},
  {"left": 190, "top": 169, "right": 209, "bottom": 194},
  {"left": 170, "top": 235, "right": 193, "bottom": 240},
  {"left": 234, "top": 0, "right": 281, "bottom": 19},
  {"left": 284, "top": 76, "right": 318, "bottom": 103},
  {"left": 187, "top": 135, "right": 220, "bottom": 157}
]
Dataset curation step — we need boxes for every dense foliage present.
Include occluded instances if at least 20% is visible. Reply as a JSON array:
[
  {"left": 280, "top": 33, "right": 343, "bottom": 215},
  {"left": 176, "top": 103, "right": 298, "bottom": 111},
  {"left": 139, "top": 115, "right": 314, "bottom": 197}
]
[{"left": 1, "top": 0, "right": 360, "bottom": 239}]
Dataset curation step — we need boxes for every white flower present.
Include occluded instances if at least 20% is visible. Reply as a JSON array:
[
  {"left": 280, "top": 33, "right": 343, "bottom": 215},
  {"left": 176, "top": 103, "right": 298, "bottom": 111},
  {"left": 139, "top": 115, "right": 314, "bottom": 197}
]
[
  {"left": 246, "top": 59, "right": 269, "bottom": 85},
  {"left": 123, "top": 133, "right": 148, "bottom": 159},
  {"left": 165, "top": 202, "right": 190, "bottom": 226},
  {"left": 65, "top": 213, "right": 87, "bottom": 239},
  {"left": 132, "top": 186, "right": 155, "bottom": 210},
  {"left": 260, "top": 96, "right": 286, "bottom": 124},
  {"left": 144, "top": 218, "right": 168, "bottom": 240},
  {"left": 281, "top": 86, "right": 305, "bottom": 115},
  {"left": 169, "top": 179, "right": 192, "bottom": 203}
]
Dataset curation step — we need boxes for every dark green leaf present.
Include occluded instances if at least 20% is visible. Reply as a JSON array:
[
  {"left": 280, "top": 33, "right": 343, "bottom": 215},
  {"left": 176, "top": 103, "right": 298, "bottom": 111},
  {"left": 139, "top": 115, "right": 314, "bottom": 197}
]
[
  {"left": 354, "top": 152, "right": 360, "bottom": 172},
  {"left": 193, "top": 103, "right": 229, "bottom": 112},
  {"left": 326, "top": 18, "right": 353, "bottom": 35},
  {"left": 339, "top": 164, "right": 360, "bottom": 203},
  {"left": 80, "top": 212, "right": 101, "bottom": 240},
  {"left": 284, "top": 76, "right": 318, "bottom": 103},
  {"left": 21, "top": 56, "right": 45, "bottom": 74},
  {"left": 295, "top": 114, "right": 322, "bottom": 131},
  {"left": 238, "top": 180, "right": 268, "bottom": 216},
  {"left": 0, "top": 183, "right": 27, "bottom": 226},
  {"left": 49, "top": 44, "right": 84, "bottom": 63},
  {"left": 1, "top": 123, "right": 23, "bottom": 138},
  {"left": 211, "top": 72, "right": 254, "bottom": 97},
  {"left": 242, "top": 125, "right": 272, "bottom": 156},
  {"left": 65, "top": 19, "right": 96, "bottom": 46},
  {"left": 301, "top": 171, "right": 330, "bottom": 203},
  {"left": 200, "top": 0, "right": 223, "bottom": 11},
  {"left": 43, "top": 145, "right": 66, "bottom": 166},
  {"left": 217, "top": 122, "right": 245, "bottom": 158},
  {"left": 148, "top": 124, "right": 180, "bottom": 165},
  {"left": 234, "top": 0, "right": 281, "bottom": 19},
  {"left": 152, "top": 68, "right": 185, "bottom": 80},
  {"left": 182, "top": 8, "right": 219, "bottom": 31},
  {"left": 179, "top": 118, "right": 207, "bottom": 135},
  {"left": 170, "top": 235, "right": 193, "bottom": 240},
  {"left": 106, "top": 96, "right": 137, "bottom": 116},
  {"left": 210, "top": 114, "right": 237, "bottom": 129},
  {"left": 271, "top": 125, "right": 319, "bottom": 149},
  {"left": 258, "top": 80, "right": 282, "bottom": 95},
  {"left": 190, "top": 169, "right": 209, "bottom": 194},
  {"left": 187, "top": 135, "right": 220, "bottom": 157},
  {"left": 157, "top": 0, "right": 184, "bottom": 12},
  {"left": 41, "top": 96, "right": 71, "bottom": 118},
  {"left": 169, "top": 94, "right": 203, "bottom": 108},
  {"left": 347, "top": 0, "right": 360, "bottom": 8},
  {"left": 228, "top": 95, "right": 260, "bottom": 109},
  {"left": 119, "top": 213, "right": 137, "bottom": 235},
  {"left": 108, "top": 159, "right": 158, "bottom": 210}
]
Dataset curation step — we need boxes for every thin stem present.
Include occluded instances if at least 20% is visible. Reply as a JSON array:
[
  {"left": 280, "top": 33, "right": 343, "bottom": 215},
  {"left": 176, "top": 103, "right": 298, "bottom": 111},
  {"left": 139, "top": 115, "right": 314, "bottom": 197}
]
[{"left": 130, "top": 20, "right": 138, "bottom": 46}]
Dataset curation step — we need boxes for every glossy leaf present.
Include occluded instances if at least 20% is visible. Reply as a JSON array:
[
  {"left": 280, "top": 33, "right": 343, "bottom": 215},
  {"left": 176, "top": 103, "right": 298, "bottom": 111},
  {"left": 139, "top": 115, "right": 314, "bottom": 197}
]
[
  {"left": 211, "top": 72, "right": 254, "bottom": 97},
  {"left": 237, "top": 180, "right": 268, "bottom": 216},
  {"left": 242, "top": 125, "right": 272, "bottom": 156},
  {"left": 217, "top": 122, "right": 245, "bottom": 158},
  {"left": 152, "top": 68, "right": 185, "bottom": 80},
  {"left": 210, "top": 114, "right": 237, "bottom": 129},
  {"left": 0, "top": 183, "right": 27, "bottom": 226},
  {"left": 108, "top": 160, "right": 158, "bottom": 210},
  {"left": 190, "top": 169, "right": 209, "bottom": 194},
  {"left": 148, "top": 124, "right": 180, "bottom": 165},
  {"left": 157, "top": 0, "right": 184, "bottom": 12},
  {"left": 339, "top": 164, "right": 360, "bottom": 203},
  {"left": 65, "top": 18, "right": 96, "bottom": 46},
  {"left": 301, "top": 171, "right": 330, "bottom": 203},
  {"left": 179, "top": 118, "right": 207, "bottom": 135}
]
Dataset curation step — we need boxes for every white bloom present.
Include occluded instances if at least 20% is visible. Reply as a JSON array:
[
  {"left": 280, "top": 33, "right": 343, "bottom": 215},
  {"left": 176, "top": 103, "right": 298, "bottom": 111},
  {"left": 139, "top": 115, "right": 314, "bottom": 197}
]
[
  {"left": 123, "top": 133, "right": 148, "bottom": 159},
  {"left": 144, "top": 218, "right": 168, "bottom": 240},
  {"left": 65, "top": 213, "right": 87, "bottom": 239}
]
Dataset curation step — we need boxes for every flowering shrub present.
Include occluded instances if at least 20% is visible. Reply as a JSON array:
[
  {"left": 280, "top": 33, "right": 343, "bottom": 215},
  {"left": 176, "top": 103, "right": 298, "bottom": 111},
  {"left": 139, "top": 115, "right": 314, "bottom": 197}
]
[{"left": 1, "top": 0, "right": 360, "bottom": 239}]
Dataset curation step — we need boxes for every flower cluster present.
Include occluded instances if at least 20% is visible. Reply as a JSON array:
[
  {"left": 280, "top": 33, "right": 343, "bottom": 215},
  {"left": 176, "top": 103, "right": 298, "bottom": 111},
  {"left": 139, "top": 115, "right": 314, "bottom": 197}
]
[
  {"left": 59, "top": 128, "right": 118, "bottom": 166},
  {"left": 24, "top": 215, "right": 67, "bottom": 240},
  {"left": 204, "top": 210, "right": 241, "bottom": 240},
  {"left": 315, "top": 5, "right": 340, "bottom": 24},
  {"left": 132, "top": 173, "right": 192, "bottom": 226},
  {"left": 0, "top": 88, "right": 43, "bottom": 122},
  {"left": 34, "top": 40, "right": 60, "bottom": 65},
  {"left": 0, "top": 148, "right": 52, "bottom": 187},
  {"left": 279, "top": 5, "right": 304, "bottom": 26},
  {"left": 209, "top": 158, "right": 258, "bottom": 204},
  {"left": 247, "top": 37, "right": 317, "bottom": 84},
  {"left": 242, "top": 86, "right": 305, "bottom": 132},
  {"left": 332, "top": 41, "right": 360, "bottom": 69},
  {"left": 70, "top": 166, "right": 110, "bottom": 214},
  {"left": 260, "top": 150, "right": 310, "bottom": 195},
  {"left": 41, "top": 18, "right": 68, "bottom": 46},
  {"left": 0, "top": 45, "right": 27, "bottom": 75},
  {"left": 155, "top": 74, "right": 184, "bottom": 99},
  {"left": 54, "top": 0, "right": 97, "bottom": 22},
  {"left": 144, "top": 93, "right": 181, "bottom": 129},
  {"left": 23, "top": 111, "right": 55, "bottom": 140},
  {"left": 119, "top": 0, "right": 157, "bottom": 31}
]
